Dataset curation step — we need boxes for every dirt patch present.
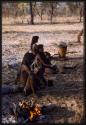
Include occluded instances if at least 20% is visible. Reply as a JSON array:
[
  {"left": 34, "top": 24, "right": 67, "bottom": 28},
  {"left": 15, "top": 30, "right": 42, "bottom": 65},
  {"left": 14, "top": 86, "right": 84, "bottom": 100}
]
[{"left": 2, "top": 22, "right": 84, "bottom": 124}]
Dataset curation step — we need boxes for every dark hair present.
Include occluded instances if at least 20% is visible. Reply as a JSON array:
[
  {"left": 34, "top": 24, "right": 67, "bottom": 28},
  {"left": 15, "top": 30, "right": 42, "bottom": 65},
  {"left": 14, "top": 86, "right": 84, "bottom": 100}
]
[
  {"left": 37, "top": 44, "right": 43, "bottom": 50},
  {"left": 31, "top": 36, "right": 39, "bottom": 50}
]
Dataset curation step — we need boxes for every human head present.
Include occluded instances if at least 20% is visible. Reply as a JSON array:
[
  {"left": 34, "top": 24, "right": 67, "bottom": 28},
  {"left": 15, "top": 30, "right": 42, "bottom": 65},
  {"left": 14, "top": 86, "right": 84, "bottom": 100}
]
[{"left": 31, "top": 36, "right": 39, "bottom": 50}]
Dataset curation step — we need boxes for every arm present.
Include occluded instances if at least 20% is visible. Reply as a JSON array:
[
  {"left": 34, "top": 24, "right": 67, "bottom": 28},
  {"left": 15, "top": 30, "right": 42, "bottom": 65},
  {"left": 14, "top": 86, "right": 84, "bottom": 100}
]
[{"left": 37, "top": 54, "right": 51, "bottom": 68}]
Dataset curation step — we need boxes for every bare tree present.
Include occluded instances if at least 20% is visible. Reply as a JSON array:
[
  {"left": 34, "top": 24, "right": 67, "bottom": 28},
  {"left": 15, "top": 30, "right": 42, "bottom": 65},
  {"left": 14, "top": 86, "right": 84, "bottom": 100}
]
[
  {"left": 67, "top": 2, "right": 83, "bottom": 22},
  {"left": 29, "top": 1, "right": 34, "bottom": 24},
  {"left": 67, "top": 2, "right": 76, "bottom": 16},
  {"left": 50, "top": 3, "right": 54, "bottom": 24},
  {"left": 32, "top": 2, "right": 45, "bottom": 21},
  {"left": 2, "top": 3, "right": 10, "bottom": 18},
  {"left": 48, "top": 2, "right": 58, "bottom": 24},
  {"left": 38, "top": 2, "right": 45, "bottom": 20},
  {"left": 78, "top": 2, "right": 83, "bottom": 22},
  {"left": 75, "top": 2, "right": 83, "bottom": 22}
]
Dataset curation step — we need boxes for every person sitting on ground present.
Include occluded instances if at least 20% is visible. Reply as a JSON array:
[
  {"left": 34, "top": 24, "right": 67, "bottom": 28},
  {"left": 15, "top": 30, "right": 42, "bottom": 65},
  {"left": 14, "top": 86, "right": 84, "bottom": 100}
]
[
  {"left": 15, "top": 41, "right": 57, "bottom": 96},
  {"left": 15, "top": 36, "right": 39, "bottom": 96},
  {"left": 18, "top": 43, "right": 52, "bottom": 94},
  {"left": 30, "top": 44, "right": 57, "bottom": 89},
  {"left": 30, "top": 44, "right": 47, "bottom": 89}
]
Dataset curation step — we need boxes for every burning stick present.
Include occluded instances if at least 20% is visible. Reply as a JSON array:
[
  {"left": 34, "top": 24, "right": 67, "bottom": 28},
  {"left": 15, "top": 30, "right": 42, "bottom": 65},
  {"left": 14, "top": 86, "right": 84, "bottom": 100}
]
[
  {"left": 11, "top": 100, "right": 42, "bottom": 123},
  {"left": 29, "top": 104, "right": 42, "bottom": 121}
]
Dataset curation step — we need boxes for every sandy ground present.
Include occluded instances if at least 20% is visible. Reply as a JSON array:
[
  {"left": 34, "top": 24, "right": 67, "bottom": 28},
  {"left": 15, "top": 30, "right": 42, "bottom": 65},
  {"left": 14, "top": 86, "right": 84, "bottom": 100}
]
[
  {"left": 2, "top": 23, "right": 83, "bottom": 67},
  {"left": 2, "top": 16, "right": 83, "bottom": 24},
  {"left": 2, "top": 21, "right": 85, "bottom": 124}
]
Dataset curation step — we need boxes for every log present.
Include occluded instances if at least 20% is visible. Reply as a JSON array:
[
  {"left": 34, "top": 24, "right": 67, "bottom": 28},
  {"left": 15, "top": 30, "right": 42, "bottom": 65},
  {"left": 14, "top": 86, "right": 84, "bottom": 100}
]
[{"left": 2, "top": 85, "right": 23, "bottom": 95}]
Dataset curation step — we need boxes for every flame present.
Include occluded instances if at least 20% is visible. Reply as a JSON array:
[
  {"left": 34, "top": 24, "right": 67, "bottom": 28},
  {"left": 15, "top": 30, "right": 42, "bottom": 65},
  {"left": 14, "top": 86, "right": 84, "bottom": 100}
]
[
  {"left": 19, "top": 100, "right": 30, "bottom": 109},
  {"left": 29, "top": 111, "right": 36, "bottom": 121},
  {"left": 29, "top": 105, "right": 42, "bottom": 121},
  {"left": 18, "top": 100, "right": 42, "bottom": 122}
]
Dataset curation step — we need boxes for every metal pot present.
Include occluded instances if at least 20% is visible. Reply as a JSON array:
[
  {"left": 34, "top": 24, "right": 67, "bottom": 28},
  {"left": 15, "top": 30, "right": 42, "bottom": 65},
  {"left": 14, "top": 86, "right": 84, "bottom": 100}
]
[{"left": 58, "top": 42, "right": 67, "bottom": 58}]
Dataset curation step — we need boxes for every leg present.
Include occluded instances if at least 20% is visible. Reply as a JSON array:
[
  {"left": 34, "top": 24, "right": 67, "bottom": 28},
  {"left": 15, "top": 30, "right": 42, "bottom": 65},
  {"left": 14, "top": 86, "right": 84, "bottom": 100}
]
[
  {"left": 29, "top": 76, "right": 36, "bottom": 95},
  {"left": 24, "top": 75, "right": 36, "bottom": 95},
  {"left": 19, "top": 65, "right": 30, "bottom": 88}
]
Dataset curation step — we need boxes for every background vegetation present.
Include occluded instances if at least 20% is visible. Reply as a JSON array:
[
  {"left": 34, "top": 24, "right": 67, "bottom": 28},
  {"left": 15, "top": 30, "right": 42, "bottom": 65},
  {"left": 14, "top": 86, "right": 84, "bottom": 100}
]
[{"left": 2, "top": 2, "right": 83, "bottom": 24}]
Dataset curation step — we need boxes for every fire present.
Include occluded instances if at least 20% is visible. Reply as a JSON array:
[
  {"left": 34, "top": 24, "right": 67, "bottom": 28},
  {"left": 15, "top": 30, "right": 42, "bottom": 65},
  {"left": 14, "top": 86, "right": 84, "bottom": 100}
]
[
  {"left": 17, "top": 100, "right": 42, "bottom": 122},
  {"left": 29, "top": 104, "right": 42, "bottom": 121}
]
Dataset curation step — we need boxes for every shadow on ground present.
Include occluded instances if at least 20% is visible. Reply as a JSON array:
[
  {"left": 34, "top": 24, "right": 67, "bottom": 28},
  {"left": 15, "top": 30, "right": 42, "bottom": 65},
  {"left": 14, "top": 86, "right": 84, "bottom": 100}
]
[{"left": 36, "top": 104, "right": 75, "bottom": 123}]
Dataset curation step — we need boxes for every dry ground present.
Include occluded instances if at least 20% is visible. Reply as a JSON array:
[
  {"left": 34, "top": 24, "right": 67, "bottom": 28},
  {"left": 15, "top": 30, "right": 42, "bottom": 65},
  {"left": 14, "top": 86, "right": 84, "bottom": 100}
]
[{"left": 2, "top": 19, "right": 84, "bottom": 123}]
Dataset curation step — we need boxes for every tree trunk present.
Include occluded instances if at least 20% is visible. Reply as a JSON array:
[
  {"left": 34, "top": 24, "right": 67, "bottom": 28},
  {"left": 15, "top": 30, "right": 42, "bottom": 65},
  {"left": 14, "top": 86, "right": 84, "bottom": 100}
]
[
  {"left": 41, "top": 10, "right": 43, "bottom": 20},
  {"left": 30, "top": 1, "right": 34, "bottom": 24},
  {"left": 50, "top": 4, "right": 54, "bottom": 24},
  {"left": 6, "top": 9, "right": 9, "bottom": 19},
  {"left": 79, "top": 8, "right": 82, "bottom": 23}
]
